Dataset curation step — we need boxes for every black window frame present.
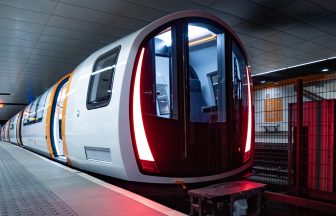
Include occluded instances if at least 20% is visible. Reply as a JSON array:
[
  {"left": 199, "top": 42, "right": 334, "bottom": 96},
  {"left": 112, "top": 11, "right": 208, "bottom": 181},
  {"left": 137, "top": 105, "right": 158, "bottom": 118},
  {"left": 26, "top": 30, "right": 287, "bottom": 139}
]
[{"left": 86, "top": 45, "right": 121, "bottom": 110}]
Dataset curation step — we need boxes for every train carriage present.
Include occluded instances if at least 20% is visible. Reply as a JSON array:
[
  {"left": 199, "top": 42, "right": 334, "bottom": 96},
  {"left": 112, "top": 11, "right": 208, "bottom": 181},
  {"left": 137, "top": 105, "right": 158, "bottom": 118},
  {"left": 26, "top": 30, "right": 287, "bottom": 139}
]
[{"left": 2, "top": 11, "right": 253, "bottom": 184}]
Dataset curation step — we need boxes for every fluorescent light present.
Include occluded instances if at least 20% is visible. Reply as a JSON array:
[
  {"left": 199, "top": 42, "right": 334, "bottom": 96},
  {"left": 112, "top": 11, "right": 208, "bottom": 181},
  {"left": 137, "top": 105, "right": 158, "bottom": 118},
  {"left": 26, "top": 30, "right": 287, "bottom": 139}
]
[
  {"left": 321, "top": 68, "right": 329, "bottom": 72},
  {"left": 253, "top": 56, "right": 336, "bottom": 77},
  {"left": 91, "top": 65, "right": 115, "bottom": 76},
  {"left": 260, "top": 80, "right": 266, "bottom": 84}
]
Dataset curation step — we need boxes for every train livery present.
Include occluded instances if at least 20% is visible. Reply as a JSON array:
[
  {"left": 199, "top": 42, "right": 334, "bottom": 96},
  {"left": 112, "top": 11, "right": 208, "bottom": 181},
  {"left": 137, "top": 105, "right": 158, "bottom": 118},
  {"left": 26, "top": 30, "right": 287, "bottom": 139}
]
[{"left": 0, "top": 11, "right": 253, "bottom": 184}]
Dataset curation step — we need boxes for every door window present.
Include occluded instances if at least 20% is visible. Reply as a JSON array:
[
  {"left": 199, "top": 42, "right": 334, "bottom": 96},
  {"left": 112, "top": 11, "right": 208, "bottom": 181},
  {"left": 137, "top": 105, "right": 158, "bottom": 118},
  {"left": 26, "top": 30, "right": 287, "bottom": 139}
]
[
  {"left": 188, "top": 23, "right": 226, "bottom": 122},
  {"left": 87, "top": 46, "right": 120, "bottom": 109},
  {"left": 142, "top": 27, "right": 178, "bottom": 119}
]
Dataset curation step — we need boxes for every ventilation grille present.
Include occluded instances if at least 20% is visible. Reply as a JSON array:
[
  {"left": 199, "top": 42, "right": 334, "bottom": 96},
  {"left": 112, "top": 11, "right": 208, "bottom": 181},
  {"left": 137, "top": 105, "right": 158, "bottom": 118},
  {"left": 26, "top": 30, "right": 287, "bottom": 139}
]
[{"left": 84, "top": 147, "right": 112, "bottom": 163}]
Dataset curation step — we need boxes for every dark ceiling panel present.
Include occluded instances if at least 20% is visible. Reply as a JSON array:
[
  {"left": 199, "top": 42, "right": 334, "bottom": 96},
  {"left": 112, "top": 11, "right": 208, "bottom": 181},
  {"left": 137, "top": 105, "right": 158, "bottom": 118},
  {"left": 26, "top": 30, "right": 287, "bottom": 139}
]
[
  {"left": 210, "top": 0, "right": 266, "bottom": 19},
  {"left": 251, "top": 10, "right": 299, "bottom": 31},
  {"left": 48, "top": 15, "right": 131, "bottom": 38},
  {"left": 0, "top": 0, "right": 57, "bottom": 13},
  {"left": 283, "top": 23, "right": 327, "bottom": 40},
  {"left": 263, "top": 31, "right": 302, "bottom": 46},
  {"left": 249, "top": 0, "right": 292, "bottom": 9},
  {"left": 0, "top": 4, "right": 49, "bottom": 24},
  {"left": 233, "top": 21, "right": 276, "bottom": 38},
  {"left": 60, "top": 0, "right": 166, "bottom": 22},
  {"left": 276, "top": 0, "right": 328, "bottom": 22}
]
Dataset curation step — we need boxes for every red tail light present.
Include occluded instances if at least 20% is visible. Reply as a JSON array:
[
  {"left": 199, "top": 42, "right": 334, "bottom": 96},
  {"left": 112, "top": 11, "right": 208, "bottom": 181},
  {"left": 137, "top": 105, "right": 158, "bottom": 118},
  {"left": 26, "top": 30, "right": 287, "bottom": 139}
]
[
  {"left": 244, "top": 66, "right": 252, "bottom": 162},
  {"left": 132, "top": 48, "right": 158, "bottom": 173}
]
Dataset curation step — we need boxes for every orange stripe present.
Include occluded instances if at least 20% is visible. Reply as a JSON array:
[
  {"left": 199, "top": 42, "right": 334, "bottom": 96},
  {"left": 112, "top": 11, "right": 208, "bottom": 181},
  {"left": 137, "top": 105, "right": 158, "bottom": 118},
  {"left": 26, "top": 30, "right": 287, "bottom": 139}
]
[
  {"left": 61, "top": 72, "right": 74, "bottom": 166},
  {"left": 17, "top": 111, "right": 23, "bottom": 146},
  {"left": 45, "top": 74, "right": 70, "bottom": 159}
]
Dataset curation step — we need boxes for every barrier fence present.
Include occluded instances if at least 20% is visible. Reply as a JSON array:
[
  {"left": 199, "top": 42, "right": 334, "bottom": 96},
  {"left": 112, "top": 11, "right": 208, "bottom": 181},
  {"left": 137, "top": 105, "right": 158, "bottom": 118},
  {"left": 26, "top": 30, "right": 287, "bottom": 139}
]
[{"left": 251, "top": 72, "right": 336, "bottom": 205}]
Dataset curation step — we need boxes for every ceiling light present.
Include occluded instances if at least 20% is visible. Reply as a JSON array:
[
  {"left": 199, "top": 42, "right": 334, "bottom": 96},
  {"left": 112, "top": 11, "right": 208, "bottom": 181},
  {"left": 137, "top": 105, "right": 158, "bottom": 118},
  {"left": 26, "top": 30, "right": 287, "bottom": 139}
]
[
  {"left": 260, "top": 80, "right": 266, "bottom": 84},
  {"left": 0, "top": 104, "right": 4, "bottom": 109},
  {"left": 321, "top": 68, "right": 329, "bottom": 72},
  {"left": 253, "top": 56, "right": 336, "bottom": 77}
]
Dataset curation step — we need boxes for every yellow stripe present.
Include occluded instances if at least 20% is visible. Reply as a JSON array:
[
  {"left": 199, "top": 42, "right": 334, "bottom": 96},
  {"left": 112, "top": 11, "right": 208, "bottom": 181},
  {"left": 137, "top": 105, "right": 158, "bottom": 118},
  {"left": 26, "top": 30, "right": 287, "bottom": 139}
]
[
  {"left": 45, "top": 74, "right": 70, "bottom": 159},
  {"left": 61, "top": 72, "right": 74, "bottom": 166},
  {"left": 17, "top": 111, "right": 23, "bottom": 146}
]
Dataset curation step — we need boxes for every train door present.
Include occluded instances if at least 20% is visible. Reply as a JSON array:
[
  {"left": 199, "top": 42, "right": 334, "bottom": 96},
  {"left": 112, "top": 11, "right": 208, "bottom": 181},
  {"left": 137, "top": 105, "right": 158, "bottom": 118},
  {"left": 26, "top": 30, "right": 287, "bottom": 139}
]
[
  {"left": 51, "top": 78, "right": 68, "bottom": 161},
  {"left": 17, "top": 111, "right": 23, "bottom": 146},
  {"left": 133, "top": 19, "right": 249, "bottom": 176}
]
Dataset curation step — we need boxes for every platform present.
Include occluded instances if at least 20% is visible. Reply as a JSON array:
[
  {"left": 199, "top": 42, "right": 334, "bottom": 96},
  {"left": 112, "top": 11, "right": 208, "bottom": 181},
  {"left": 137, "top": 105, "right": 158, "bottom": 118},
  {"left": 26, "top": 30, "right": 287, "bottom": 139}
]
[{"left": 0, "top": 141, "right": 185, "bottom": 216}]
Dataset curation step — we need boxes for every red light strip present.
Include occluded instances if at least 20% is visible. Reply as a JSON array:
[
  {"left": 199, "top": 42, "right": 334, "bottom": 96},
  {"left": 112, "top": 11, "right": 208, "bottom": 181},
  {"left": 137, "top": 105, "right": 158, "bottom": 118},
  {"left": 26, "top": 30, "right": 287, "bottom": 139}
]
[
  {"left": 132, "top": 48, "right": 155, "bottom": 161},
  {"left": 245, "top": 66, "right": 252, "bottom": 153}
]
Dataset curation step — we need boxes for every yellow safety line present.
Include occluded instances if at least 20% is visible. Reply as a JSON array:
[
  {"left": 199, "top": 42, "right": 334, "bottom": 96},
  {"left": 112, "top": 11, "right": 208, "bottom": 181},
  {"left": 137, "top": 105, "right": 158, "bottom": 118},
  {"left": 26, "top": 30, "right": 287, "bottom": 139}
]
[{"left": 61, "top": 72, "right": 74, "bottom": 166}]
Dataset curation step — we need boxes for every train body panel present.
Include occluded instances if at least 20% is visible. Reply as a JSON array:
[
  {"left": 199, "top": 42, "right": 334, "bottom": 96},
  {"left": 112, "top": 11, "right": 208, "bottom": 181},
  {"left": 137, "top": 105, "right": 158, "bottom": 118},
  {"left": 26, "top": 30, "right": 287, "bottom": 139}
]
[
  {"left": 21, "top": 88, "right": 53, "bottom": 157},
  {"left": 65, "top": 32, "right": 139, "bottom": 179},
  {"left": 2, "top": 11, "right": 254, "bottom": 184}
]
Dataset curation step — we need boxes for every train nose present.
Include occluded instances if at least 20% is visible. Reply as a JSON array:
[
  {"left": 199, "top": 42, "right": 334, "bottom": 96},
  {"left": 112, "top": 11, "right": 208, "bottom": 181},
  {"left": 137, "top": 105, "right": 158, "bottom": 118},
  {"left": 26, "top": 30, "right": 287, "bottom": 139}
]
[{"left": 130, "top": 18, "right": 253, "bottom": 177}]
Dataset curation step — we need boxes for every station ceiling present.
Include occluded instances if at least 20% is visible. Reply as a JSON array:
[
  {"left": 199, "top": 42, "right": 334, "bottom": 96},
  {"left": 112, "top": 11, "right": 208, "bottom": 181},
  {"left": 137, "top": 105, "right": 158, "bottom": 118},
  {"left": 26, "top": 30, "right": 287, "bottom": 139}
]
[{"left": 0, "top": 0, "right": 336, "bottom": 120}]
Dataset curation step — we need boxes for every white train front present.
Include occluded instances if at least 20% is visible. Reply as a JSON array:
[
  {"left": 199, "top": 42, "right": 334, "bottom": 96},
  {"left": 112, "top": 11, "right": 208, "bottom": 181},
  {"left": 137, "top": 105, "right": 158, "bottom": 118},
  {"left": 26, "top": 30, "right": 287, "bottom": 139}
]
[{"left": 0, "top": 11, "right": 254, "bottom": 184}]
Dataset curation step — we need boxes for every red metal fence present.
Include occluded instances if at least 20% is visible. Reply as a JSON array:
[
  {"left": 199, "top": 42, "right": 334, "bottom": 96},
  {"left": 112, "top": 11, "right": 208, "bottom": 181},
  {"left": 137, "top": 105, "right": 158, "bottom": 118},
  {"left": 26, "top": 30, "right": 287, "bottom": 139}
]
[{"left": 251, "top": 73, "right": 336, "bottom": 209}]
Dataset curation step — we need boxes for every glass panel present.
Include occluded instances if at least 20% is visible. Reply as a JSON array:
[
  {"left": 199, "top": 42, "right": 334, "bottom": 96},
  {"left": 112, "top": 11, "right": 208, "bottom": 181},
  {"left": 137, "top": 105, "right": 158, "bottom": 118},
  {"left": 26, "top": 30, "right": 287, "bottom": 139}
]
[
  {"left": 87, "top": 46, "right": 120, "bottom": 109},
  {"left": 36, "top": 90, "right": 49, "bottom": 122},
  {"left": 28, "top": 99, "right": 38, "bottom": 124},
  {"left": 188, "top": 23, "right": 226, "bottom": 122},
  {"left": 232, "top": 42, "right": 247, "bottom": 106},
  {"left": 23, "top": 104, "right": 31, "bottom": 126},
  {"left": 142, "top": 27, "right": 177, "bottom": 119},
  {"left": 9, "top": 117, "right": 15, "bottom": 130}
]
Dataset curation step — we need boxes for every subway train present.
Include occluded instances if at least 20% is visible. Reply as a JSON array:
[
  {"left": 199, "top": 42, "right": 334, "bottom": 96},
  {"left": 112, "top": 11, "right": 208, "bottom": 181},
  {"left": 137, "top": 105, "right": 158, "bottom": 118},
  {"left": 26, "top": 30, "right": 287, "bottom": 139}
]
[{"left": 0, "top": 11, "right": 253, "bottom": 184}]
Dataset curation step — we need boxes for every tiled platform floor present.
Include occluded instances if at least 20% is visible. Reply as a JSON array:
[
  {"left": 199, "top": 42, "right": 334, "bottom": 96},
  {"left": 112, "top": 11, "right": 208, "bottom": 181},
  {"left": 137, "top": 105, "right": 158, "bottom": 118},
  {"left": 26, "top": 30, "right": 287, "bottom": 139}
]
[{"left": 0, "top": 141, "right": 185, "bottom": 216}]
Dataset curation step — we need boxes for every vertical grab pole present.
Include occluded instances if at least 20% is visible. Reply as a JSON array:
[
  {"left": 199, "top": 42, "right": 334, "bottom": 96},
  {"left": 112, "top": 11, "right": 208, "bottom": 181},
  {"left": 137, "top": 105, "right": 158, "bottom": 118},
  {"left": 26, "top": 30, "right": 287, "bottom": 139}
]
[{"left": 296, "top": 79, "right": 303, "bottom": 196}]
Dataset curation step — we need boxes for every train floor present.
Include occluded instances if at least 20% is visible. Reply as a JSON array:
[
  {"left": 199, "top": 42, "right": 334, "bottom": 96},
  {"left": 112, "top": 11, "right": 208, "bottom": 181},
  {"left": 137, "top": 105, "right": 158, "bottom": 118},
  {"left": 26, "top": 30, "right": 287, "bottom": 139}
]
[{"left": 0, "top": 141, "right": 185, "bottom": 216}]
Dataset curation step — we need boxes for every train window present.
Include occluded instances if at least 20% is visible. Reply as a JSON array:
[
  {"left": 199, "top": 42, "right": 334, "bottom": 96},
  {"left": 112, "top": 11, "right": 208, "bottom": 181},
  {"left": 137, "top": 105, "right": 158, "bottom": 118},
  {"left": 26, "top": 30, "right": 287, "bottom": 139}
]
[
  {"left": 23, "top": 104, "right": 32, "bottom": 126},
  {"left": 9, "top": 118, "right": 14, "bottom": 130},
  {"left": 36, "top": 90, "right": 49, "bottom": 122},
  {"left": 28, "top": 99, "right": 38, "bottom": 124},
  {"left": 87, "top": 46, "right": 121, "bottom": 109},
  {"left": 141, "top": 27, "right": 178, "bottom": 119},
  {"left": 188, "top": 23, "right": 226, "bottom": 122}
]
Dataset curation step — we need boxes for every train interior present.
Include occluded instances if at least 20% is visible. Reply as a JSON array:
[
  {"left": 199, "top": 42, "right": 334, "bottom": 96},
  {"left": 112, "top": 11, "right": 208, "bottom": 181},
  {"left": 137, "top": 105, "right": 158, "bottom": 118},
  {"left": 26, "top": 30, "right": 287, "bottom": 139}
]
[{"left": 153, "top": 24, "right": 227, "bottom": 122}]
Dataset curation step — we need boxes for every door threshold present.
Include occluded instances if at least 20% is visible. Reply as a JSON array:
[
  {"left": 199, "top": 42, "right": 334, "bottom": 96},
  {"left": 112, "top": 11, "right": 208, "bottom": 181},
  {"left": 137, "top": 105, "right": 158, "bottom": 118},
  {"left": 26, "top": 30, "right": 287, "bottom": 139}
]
[{"left": 54, "top": 155, "right": 67, "bottom": 164}]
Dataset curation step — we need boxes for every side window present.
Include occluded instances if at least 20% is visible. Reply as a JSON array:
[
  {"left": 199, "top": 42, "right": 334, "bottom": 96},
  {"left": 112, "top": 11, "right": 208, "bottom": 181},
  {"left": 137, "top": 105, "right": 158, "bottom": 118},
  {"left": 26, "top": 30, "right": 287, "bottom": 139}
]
[
  {"left": 9, "top": 118, "right": 14, "bottom": 130},
  {"left": 28, "top": 99, "right": 38, "bottom": 124},
  {"left": 36, "top": 90, "right": 49, "bottom": 122},
  {"left": 87, "top": 46, "right": 121, "bottom": 109},
  {"left": 23, "top": 104, "right": 31, "bottom": 126}
]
